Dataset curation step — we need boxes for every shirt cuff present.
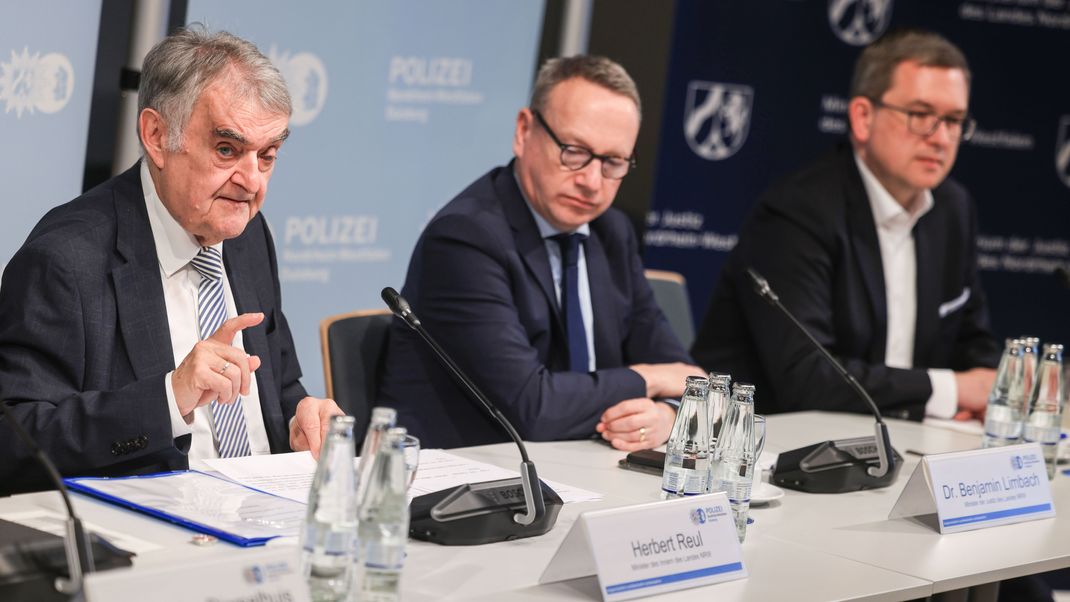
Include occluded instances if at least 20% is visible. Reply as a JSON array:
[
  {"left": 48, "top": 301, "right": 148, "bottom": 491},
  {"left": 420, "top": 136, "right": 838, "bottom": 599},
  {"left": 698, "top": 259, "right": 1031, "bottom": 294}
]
[
  {"left": 925, "top": 369, "right": 958, "bottom": 419},
  {"left": 166, "top": 371, "right": 195, "bottom": 439}
]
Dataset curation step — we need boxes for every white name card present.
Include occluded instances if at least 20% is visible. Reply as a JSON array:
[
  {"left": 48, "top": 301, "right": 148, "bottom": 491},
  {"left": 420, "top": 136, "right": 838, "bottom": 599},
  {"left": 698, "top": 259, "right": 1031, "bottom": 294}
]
[
  {"left": 889, "top": 443, "right": 1055, "bottom": 534},
  {"left": 540, "top": 493, "right": 746, "bottom": 601},
  {"left": 85, "top": 543, "right": 310, "bottom": 602}
]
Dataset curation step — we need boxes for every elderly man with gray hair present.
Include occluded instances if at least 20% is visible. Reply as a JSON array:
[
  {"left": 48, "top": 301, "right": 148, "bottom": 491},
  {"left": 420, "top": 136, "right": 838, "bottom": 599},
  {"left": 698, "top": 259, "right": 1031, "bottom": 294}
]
[{"left": 0, "top": 25, "right": 342, "bottom": 494}]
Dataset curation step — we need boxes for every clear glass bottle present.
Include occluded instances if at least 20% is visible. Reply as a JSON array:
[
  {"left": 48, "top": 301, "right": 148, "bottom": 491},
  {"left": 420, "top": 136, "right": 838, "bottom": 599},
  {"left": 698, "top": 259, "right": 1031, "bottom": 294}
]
[
  {"left": 301, "top": 415, "right": 358, "bottom": 602},
  {"left": 710, "top": 383, "right": 756, "bottom": 542},
  {"left": 356, "top": 427, "right": 410, "bottom": 602},
  {"left": 982, "top": 339, "right": 1024, "bottom": 448},
  {"left": 707, "top": 372, "right": 732, "bottom": 450},
  {"left": 660, "top": 376, "right": 712, "bottom": 498},
  {"left": 1011, "top": 338, "right": 1041, "bottom": 445},
  {"left": 1023, "top": 343, "right": 1064, "bottom": 479},
  {"left": 356, "top": 407, "right": 398, "bottom": 503}
]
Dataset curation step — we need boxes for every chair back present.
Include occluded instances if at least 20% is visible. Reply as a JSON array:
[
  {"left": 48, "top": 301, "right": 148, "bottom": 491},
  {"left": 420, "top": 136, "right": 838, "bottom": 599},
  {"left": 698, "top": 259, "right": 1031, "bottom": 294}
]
[
  {"left": 320, "top": 309, "right": 393, "bottom": 441},
  {"left": 644, "top": 269, "right": 696, "bottom": 349}
]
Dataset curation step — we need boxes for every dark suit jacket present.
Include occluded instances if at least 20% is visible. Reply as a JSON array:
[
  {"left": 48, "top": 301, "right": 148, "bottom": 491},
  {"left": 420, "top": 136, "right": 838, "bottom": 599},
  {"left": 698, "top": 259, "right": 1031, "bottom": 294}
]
[
  {"left": 378, "top": 163, "right": 692, "bottom": 448},
  {"left": 0, "top": 164, "right": 307, "bottom": 494},
  {"left": 691, "top": 144, "right": 1000, "bottom": 420}
]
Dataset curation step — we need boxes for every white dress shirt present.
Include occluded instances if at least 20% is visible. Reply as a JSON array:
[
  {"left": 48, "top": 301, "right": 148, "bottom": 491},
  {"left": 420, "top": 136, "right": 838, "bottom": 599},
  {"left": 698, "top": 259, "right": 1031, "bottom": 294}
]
[
  {"left": 515, "top": 173, "right": 597, "bottom": 371},
  {"left": 854, "top": 155, "right": 957, "bottom": 418},
  {"left": 140, "top": 162, "right": 272, "bottom": 468}
]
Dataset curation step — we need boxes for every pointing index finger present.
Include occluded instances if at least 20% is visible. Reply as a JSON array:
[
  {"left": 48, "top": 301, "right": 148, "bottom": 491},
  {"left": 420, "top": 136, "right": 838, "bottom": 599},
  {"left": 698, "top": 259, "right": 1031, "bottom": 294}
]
[{"left": 209, "top": 312, "right": 264, "bottom": 344}]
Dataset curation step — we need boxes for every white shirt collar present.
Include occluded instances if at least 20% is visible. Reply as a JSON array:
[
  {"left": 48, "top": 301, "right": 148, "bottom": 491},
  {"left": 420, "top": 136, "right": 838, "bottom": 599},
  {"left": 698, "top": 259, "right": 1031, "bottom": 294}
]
[
  {"left": 140, "top": 161, "right": 219, "bottom": 276},
  {"left": 512, "top": 167, "right": 591, "bottom": 239},
  {"left": 853, "top": 153, "right": 933, "bottom": 231}
]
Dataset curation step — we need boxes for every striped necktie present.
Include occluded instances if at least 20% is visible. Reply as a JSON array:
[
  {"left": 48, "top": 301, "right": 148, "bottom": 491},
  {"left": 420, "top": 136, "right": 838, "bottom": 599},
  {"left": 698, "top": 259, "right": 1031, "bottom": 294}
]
[{"left": 190, "top": 246, "right": 251, "bottom": 458}]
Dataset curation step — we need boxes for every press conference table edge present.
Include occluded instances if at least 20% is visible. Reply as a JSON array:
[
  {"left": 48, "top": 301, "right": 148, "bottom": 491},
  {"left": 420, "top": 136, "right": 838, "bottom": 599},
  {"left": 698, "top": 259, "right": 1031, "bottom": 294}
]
[{"left": 2, "top": 411, "right": 1067, "bottom": 600}]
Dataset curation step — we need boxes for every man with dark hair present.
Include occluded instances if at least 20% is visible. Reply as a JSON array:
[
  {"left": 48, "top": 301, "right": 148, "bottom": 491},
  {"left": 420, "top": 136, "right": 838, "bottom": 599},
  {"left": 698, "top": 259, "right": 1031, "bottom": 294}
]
[
  {"left": 692, "top": 30, "right": 1000, "bottom": 421},
  {"left": 0, "top": 26, "right": 342, "bottom": 494},
  {"left": 379, "top": 55, "right": 701, "bottom": 449}
]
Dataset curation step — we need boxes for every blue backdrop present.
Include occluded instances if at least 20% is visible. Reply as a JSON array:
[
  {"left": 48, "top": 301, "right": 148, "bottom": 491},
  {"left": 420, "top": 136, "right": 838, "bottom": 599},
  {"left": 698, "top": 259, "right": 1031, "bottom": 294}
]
[
  {"left": 0, "top": 1, "right": 101, "bottom": 275},
  {"left": 646, "top": 0, "right": 1070, "bottom": 347},
  {"left": 186, "top": 0, "right": 546, "bottom": 395}
]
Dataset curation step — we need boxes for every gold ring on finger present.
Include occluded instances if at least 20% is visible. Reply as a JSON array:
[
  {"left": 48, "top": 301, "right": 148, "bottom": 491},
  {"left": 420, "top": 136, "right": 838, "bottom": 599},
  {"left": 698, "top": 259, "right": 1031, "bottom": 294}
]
[{"left": 639, "top": 426, "right": 647, "bottom": 442}]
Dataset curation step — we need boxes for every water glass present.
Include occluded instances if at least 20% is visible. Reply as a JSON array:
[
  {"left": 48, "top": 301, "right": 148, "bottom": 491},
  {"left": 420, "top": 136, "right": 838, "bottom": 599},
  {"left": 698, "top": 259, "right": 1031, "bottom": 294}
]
[{"left": 400, "top": 434, "right": 420, "bottom": 489}]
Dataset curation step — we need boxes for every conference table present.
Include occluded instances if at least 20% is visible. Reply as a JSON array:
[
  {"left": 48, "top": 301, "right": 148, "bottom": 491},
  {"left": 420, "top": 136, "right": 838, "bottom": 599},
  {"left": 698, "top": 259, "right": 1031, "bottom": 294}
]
[{"left": 3, "top": 411, "right": 1068, "bottom": 601}]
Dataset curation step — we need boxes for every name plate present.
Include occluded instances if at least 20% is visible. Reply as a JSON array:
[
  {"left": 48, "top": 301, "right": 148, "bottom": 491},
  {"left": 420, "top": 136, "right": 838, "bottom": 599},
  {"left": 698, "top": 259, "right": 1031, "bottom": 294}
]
[
  {"left": 85, "top": 543, "right": 310, "bottom": 602},
  {"left": 540, "top": 493, "right": 746, "bottom": 601},
  {"left": 889, "top": 443, "right": 1055, "bottom": 534}
]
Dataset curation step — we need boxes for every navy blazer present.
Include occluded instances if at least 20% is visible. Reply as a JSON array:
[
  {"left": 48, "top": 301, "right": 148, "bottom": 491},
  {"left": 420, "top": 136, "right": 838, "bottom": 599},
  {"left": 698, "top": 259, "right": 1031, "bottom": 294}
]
[
  {"left": 0, "top": 164, "right": 307, "bottom": 494},
  {"left": 379, "top": 163, "right": 692, "bottom": 448},
  {"left": 692, "top": 144, "right": 1000, "bottom": 420}
]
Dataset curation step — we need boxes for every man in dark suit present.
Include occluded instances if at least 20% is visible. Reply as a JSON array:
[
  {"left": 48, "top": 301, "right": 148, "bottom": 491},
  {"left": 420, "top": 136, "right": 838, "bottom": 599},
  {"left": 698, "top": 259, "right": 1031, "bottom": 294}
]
[
  {"left": 692, "top": 30, "right": 1000, "bottom": 421},
  {"left": 379, "top": 56, "right": 701, "bottom": 449},
  {"left": 0, "top": 27, "right": 341, "bottom": 494}
]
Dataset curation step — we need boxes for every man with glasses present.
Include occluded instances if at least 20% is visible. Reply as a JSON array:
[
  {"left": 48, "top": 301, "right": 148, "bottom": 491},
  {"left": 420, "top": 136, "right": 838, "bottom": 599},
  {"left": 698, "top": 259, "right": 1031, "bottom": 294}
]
[
  {"left": 380, "top": 56, "right": 700, "bottom": 449},
  {"left": 692, "top": 29, "right": 1000, "bottom": 422}
]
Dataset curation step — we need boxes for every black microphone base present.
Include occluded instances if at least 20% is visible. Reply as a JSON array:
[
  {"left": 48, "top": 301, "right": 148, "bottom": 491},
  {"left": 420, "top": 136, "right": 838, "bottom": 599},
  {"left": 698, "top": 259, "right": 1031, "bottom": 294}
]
[
  {"left": 409, "top": 478, "right": 563, "bottom": 546},
  {"left": 772, "top": 437, "right": 903, "bottom": 494}
]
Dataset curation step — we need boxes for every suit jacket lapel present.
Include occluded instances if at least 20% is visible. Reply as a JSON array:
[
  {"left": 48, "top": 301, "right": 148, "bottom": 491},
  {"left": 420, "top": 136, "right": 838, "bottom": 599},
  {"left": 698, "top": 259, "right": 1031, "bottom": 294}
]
[
  {"left": 844, "top": 153, "right": 888, "bottom": 359},
  {"left": 112, "top": 167, "right": 175, "bottom": 380},
  {"left": 496, "top": 168, "right": 566, "bottom": 342},
  {"left": 912, "top": 205, "right": 943, "bottom": 367},
  {"left": 223, "top": 229, "right": 286, "bottom": 449}
]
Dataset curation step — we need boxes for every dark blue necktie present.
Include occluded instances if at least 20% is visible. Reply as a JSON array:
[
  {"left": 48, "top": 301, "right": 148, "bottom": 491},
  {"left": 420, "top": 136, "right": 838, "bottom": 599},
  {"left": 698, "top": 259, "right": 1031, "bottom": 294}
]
[{"left": 552, "top": 233, "right": 589, "bottom": 373}]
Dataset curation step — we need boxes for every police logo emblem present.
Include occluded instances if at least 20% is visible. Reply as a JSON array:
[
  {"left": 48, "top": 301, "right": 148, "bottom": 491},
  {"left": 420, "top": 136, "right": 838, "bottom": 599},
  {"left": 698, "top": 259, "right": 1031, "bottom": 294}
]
[
  {"left": 1056, "top": 116, "right": 1070, "bottom": 189},
  {"left": 0, "top": 47, "right": 75, "bottom": 118},
  {"left": 269, "top": 47, "right": 328, "bottom": 127},
  {"left": 828, "top": 0, "right": 894, "bottom": 46},
  {"left": 684, "top": 81, "right": 753, "bottom": 161}
]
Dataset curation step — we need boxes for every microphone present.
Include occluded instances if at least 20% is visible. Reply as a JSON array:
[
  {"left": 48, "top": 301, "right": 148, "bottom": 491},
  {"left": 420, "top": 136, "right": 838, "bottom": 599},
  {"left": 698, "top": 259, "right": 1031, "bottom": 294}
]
[
  {"left": 745, "top": 269, "right": 902, "bottom": 494},
  {"left": 381, "top": 287, "right": 561, "bottom": 545},
  {"left": 1, "top": 400, "right": 94, "bottom": 597}
]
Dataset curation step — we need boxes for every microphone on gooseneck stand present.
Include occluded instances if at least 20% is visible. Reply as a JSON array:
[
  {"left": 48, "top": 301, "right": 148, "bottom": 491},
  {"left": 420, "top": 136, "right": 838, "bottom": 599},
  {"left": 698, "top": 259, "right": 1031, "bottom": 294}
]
[
  {"left": 745, "top": 268, "right": 902, "bottom": 494},
  {"left": 381, "top": 287, "right": 562, "bottom": 545},
  {"left": 1, "top": 400, "right": 94, "bottom": 598}
]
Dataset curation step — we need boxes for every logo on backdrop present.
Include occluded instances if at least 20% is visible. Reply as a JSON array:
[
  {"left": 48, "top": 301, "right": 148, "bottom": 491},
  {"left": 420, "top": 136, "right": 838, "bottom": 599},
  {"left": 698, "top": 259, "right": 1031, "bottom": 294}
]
[
  {"left": 268, "top": 47, "right": 328, "bottom": 127},
  {"left": 0, "top": 47, "right": 74, "bottom": 118},
  {"left": 684, "top": 81, "right": 753, "bottom": 161},
  {"left": 828, "top": 0, "right": 893, "bottom": 46},
  {"left": 1056, "top": 116, "right": 1070, "bottom": 189}
]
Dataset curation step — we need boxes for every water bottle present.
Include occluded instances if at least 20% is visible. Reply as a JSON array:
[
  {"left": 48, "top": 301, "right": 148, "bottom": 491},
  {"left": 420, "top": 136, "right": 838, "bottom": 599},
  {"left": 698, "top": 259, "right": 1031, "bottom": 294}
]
[
  {"left": 982, "top": 339, "right": 1024, "bottom": 448},
  {"left": 1023, "top": 344, "right": 1064, "bottom": 479},
  {"left": 711, "top": 383, "right": 756, "bottom": 542},
  {"left": 660, "top": 376, "right": 712, "bottom": 498},
  {"left": 357, "top": 427, "right": 410, "bottom": 601},
  {"left": 301, "top": 416, "right": 358, "bottom": 602},
  {"left": 1018, "top": 337, "right": 1041, "bottom": 408},
  {"left": 707, "top": 372, "right": 731, "bottom": 449},
  {"left": 357, "top": 407, "right": 397, "bottom": 504}
]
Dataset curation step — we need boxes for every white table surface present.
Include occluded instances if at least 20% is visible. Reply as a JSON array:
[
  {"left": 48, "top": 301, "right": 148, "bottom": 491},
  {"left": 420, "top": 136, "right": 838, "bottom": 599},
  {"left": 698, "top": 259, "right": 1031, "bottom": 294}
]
[{"left": 2, "top": 411, "right": 1065, "bottom": 601}]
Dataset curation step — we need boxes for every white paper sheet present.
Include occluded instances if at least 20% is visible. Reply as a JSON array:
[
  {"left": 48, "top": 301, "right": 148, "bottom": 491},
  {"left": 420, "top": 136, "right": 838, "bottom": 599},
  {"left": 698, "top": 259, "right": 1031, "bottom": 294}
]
[{"left": 205, "top": 449, "right": 602, "bottom": 505}]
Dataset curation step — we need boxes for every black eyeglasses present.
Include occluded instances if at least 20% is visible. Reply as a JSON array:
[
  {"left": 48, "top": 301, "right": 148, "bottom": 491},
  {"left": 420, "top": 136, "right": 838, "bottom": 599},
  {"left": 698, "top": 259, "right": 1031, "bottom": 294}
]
[
  {"left": 869, "top": 99, "right": 977, "bottom": 141},
  {"left": 532, "top": 110, "right": 637, "bottom": 180}
]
